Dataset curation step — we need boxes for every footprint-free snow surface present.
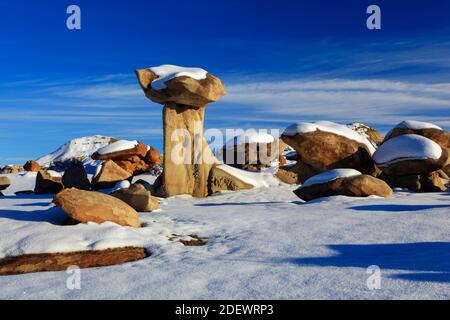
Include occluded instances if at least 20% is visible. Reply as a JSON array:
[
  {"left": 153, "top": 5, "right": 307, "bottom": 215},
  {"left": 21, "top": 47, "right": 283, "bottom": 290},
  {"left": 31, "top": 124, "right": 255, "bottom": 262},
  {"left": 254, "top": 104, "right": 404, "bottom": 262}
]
[{"left": 0, "top": 174, "right": 450, "bottom": 299}]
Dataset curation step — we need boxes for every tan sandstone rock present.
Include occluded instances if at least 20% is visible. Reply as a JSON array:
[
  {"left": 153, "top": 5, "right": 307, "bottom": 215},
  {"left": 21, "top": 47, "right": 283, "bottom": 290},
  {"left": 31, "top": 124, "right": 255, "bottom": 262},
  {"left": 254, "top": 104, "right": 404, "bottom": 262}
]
[
  {"left": 91, "top": 141, "right": 148, "bottom": 161},
  {"left": 54, "top": 188, "right": 141, "bottom": 228},
  {"left": 23, "top": 160, "right": 42, "bottom": 172},
  {"left": 111, "top": 183, "right": 159, "bottom": 212},
  {"left": 0, "top": 176, "right": 11, "bottom": 191},
  {"left": 91, "top": 160, "right": 132, "bottom": 190},
  {"left": 1, "top": 165, "right": 23, "bottom": 174},
  {"left": 294, "top": 174, "right": 392, "bottom": 202},
  {"left": 136, "top": 65, "right": 226, "bottom": 198},
  {"left": 208, "top": 166, "right": 254, "bottom": 194},
  {"left": 0, "top": 247, "right": 147, "bottom": 275},
  {"left": 374, "top": 135, "right": 448, "bottom": 176}
]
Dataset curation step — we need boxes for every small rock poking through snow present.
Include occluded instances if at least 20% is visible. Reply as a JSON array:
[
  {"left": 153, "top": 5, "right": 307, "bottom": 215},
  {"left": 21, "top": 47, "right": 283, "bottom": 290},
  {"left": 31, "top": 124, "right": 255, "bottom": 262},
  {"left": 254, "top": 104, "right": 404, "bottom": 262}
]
[
  {"left": 302, "top": 169, "right": 362, "bottom": 187},
  {"left": 149, "top": 64, "right": 208, "bottom": 91},
  {"left": 97, "top": 140, "right": 139, "bottom": 155},
  {"left": 373, "top": 134, "right": 442, "bottom": 166},
  {"left": 283, "top": 121, "right": 376, "bottom": 155}
]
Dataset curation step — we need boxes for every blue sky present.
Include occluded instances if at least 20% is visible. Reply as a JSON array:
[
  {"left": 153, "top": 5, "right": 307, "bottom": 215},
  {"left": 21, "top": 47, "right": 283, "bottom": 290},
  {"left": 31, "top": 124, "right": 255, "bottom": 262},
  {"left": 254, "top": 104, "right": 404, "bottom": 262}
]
[{"left": 1, "top": 0, "right": 450, "bottom": 165}]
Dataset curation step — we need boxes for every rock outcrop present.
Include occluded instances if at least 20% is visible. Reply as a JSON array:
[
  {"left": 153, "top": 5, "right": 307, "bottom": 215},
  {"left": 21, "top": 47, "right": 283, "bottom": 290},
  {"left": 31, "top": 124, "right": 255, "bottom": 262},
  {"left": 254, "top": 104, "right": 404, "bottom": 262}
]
[
  {"left": 136, "top": 64, "right": 226, "bottom": 197},
  {"left": 92, "top": 140, "right": 161, "bottom": 176},
  {"left": 111, "top": 183, "right": 159, "bottom": 212},
  {"left": 294, "top": 170, "right": 392, "bottom": 201},
  {"left": 54, "top": 188, "right": 141, "bottom": 228},
  {"left": 34, "top": 171, "right": 64, "bottom": 195}
]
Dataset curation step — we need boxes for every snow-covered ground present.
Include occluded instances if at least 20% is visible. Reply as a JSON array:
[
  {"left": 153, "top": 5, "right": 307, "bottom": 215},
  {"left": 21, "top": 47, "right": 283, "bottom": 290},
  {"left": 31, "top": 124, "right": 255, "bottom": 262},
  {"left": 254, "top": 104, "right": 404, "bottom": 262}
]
[{"left": 0, "top": 172, "right": 449, "bottom": 299}]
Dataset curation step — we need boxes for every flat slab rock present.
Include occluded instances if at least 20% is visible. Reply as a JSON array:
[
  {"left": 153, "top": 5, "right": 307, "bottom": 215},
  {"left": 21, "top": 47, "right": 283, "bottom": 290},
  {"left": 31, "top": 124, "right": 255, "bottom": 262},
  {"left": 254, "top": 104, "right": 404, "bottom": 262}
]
[{"left": 0, "top": 247, "right": 147, "bottom": 276}]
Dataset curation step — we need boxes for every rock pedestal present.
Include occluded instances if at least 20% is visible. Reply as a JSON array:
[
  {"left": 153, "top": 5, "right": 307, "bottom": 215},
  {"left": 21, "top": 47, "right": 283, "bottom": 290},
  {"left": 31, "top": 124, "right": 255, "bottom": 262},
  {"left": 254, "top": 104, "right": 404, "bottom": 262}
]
[{"left": 136, "top": 65, "right": 226, "bottom": 198}]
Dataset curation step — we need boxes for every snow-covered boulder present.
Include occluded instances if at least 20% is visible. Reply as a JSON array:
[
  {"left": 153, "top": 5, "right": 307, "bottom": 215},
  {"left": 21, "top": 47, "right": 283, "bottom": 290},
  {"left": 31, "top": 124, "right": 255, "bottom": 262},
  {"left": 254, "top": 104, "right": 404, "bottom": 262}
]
[
  {"left": 208, "top": 166, "right": 254, "bottom": 194},
  {"left": 293, "top": 169, "right": 392, "bottom": 201},
  {"left": 373, "top": 134, "right": 448, "bottom": 176},
  {"left": 54, "top": 188, "right": 141, "bottom": 228},
  {"left": 384, "top": 120, "right": 449, "bottom": 149},
  {"left": 92, "top": 140, "right": 147, "bottom": 161},
  {"left": 92, "top": 141, "right": 161, "bottom": 176},
  {"left": 281, "top": 121, "right": 377, "bottom": 182},
  {"left": 136, "top": 64, "right": 226, "bottom": 107},
  {"left": 221, "top": 132, "right": 280, "bottom": 171}
]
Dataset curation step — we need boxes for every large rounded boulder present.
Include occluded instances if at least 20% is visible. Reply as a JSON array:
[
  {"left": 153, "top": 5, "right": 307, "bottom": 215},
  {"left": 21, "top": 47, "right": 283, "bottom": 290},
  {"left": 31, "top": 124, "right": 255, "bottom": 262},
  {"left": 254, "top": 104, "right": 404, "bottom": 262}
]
[
  {"left": 383, "top": 120, "right": 450, "bottom": 149},
  {"left": 294, "top": 169, "right": 392, "bottom": 202},
  {"left": 373, "top": 134, "right": 448, "bottom": 176},
  {"left": 281, "top": 121, "right": 377, "bottom": 182},
  {"left": 54, "top": 188, "right": 141, "bottom": 228}
]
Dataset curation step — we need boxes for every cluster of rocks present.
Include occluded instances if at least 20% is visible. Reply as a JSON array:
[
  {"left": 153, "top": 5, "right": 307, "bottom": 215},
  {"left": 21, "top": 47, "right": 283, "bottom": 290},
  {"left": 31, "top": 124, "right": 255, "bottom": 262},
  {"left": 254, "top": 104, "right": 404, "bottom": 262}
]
[{"left": 277, "top": 120, "right": 449, "bottom": 201}]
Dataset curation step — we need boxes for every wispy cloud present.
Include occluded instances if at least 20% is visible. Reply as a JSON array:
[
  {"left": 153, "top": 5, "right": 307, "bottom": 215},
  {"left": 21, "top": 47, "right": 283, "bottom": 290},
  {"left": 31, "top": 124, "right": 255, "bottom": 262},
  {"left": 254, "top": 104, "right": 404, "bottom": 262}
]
[{"left": 220, "top": 78, "right": 450, "bottom": 130}]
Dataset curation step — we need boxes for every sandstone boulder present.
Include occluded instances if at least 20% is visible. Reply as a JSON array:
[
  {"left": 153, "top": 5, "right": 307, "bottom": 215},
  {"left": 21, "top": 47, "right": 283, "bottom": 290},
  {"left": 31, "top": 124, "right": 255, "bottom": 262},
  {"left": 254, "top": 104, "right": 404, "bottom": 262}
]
[
  {"left": 136, "top": 65, "right": 226, "bottom": 107},
  {"left": 23, "top": 160, "right": 42, "bottom": 172},
  {"left": 91, "top": 160, "right": 132, "bottom": 190},
  {"left": 0, "top": 176, "right": 11, "bottom": 191},
  {"left": 111, "top": 183, "right": 159, "bottom": 212},
  {"left": 136, "top": 65, "right": 226, "bottom": 198},
  {"left": 62, "top": 162, "right": 90, "bottom": 190},
  {"left": 383, "top": 120, "right": 450, "bottom": 149},
  {"left": 208, "top": 166, "right": 254, "bottom": 194},
  {"left": 34, "top": 171, "right": 64, "bottom": 195},
  {"left": 379, "top": 172, "right": 447, "bottom": 192},
  {"left": 281, "top": 121, "right": 376, "bottom": 183},
  {"left": 294, "top": 170, "right": 392, "bottom": 201},
  {"left": 221, "top": 132, "right": 279, "bottom": 171},
  {"left": 0, "top": 247, "right": 147, "bottom": 275},
  {"left": 54, "top": 188, "right": 141, "bottom": 228},
  {"left": 373, "top": 134, "right": 448, "bottom": 176},
  {"left": 1, "top": 165, "right": 23, "bottom": 174}
]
